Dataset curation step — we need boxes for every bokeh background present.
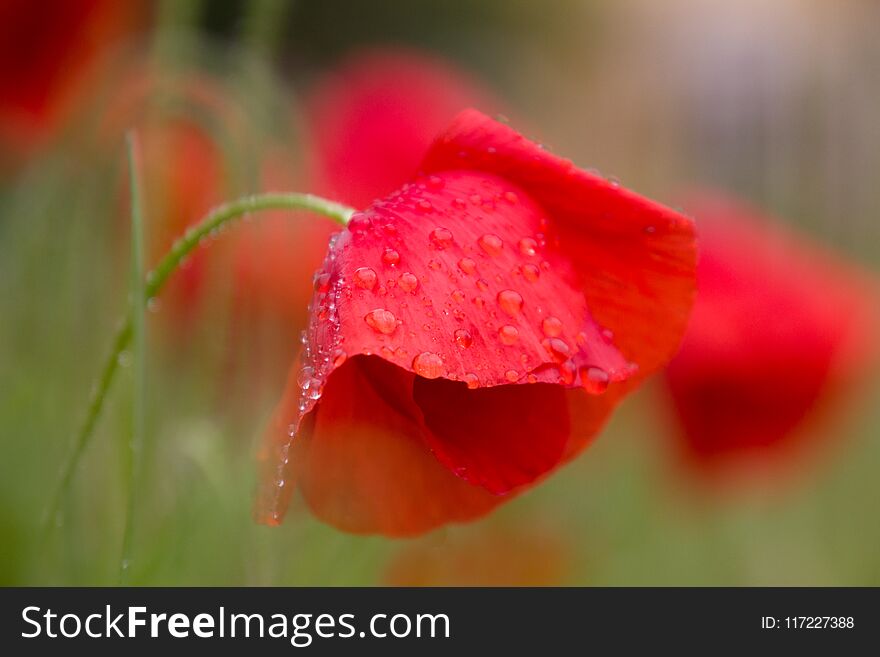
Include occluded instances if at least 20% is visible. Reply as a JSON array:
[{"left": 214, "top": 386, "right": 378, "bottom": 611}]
[{"left": 2, "top": 0, "right": 879, "bottom": 585}]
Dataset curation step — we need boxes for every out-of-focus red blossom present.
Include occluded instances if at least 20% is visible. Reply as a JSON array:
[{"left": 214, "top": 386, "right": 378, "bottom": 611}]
[
  {"left": 101, "top": 70, "right": 234, "bottom": 330},
  {"left": 0, "top": 0, "right": 141, "bottom": 166},
  {"left": 306, "top": 48, "right": 498, "bottom": 209},
  {"left": 383, "top": 526, "right": 571, "bottom": 586},
  {"left": 664, "top": 194, "right": 879, "bottom": 478},
  {"left": 257, "top": 109, "right": 697, "bottom": 536}
]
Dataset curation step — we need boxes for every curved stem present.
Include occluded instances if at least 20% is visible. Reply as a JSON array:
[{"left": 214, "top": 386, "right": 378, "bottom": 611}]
[{"left": 43, "top": 192, "right": 355, "bottom": 538}]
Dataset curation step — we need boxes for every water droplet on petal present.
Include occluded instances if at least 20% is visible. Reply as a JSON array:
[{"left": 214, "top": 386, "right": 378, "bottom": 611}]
[
  {"left": 398, "top": 272, "right": 419, "bottom": 292},
  {"left": 463, "top": 373, "right": 480, "bottom": 389},
  {"left": 505, "top": 369, "right": 519, "bottom": 382},
  {"left": 347, "top": 214, "right": 371, "bottom": 234},
  {"left": 503, "top": 191, "right": 518, "bottom": 204},
  {"left": 476, "top": 278, "right": 490, "bottom": 292},
  {"left": 478, "top": 234, "right": 503, "bottom": 256},
  {"left": 332, "top": 350, "right": 347, "bottom": 367},
  {"left": 429, "top": 227, "right": 453, "bottom": 249},
  {"left": 452, "top": 198, "right": 467, "bottom": 209},
  {"left": 470, "top": 194, "right": 483, "bottom": 206},
  {"left": 581, "top": 366, "right": 609, "bottom": 394},
  {"left": 518, "top": 238, "right": 538, "bottom": 257},
  {"left": 522, "top": 264, "right": 540, "bottom": 282},
  {"left": 454, "top": 329, "right": 473, "bottom": 349},
  {"left": 364, "top": 308, "right": 398, "bottom": 335},
  {"left": 601, "top": 328, "right": 614, "bottom": 343},
  {"left": 427, "top": 175, "right": 445, "bottom": 190},
  {"left": 497, "top": 289, "right": 524, "bottom": 316},
  {"left": 313, "top": 272, "right": 331, "bottom": 292},
  {"left": 297, "top": 366, "right": 315, "bottom": 386},
  {"left": 412, "top": 352, "right": 444, "bottom": 379},
  {"left": 354, "top": 267, "right": 377, "bottom": 290},
  {"left": 498, "top": 325, "right": 519, "bottom": 345},
  {"left": 542, "top": 316, "right": 563, "bottom": 337},
  {"left": 428, "top": 259, "right": 442, "bottom": 271},
  {"left": 382, "top": 248, "right": 400, "bottom": 267},
  {"left": 542, "top": 337, "right": 570, "bottom": 362},
  {"left": 450, "top": 289, "right": 465, "bottom": 303},
  {"left": 458, "top": 257, "right": 476, "bottom": 275},
  {"left": 559, "top": 360, "right": 577, "bottom": 385}
]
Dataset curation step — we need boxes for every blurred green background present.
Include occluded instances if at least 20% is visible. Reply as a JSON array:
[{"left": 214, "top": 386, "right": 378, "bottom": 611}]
[{"left": 1, "top": 0, "right": 879, "bottom": 585}]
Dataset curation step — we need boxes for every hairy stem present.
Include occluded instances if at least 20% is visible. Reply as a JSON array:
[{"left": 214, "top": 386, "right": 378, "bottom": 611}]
[{"left": 43, "top": 192, "right": 354, "bottom": 539}]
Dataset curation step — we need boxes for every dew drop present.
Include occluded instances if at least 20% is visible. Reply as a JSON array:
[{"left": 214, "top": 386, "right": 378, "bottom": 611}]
[
  {"left": 364, "top": 308, "right": 398, "bottom": 335},
  {"left": 497, "top": 289, "right": 524, "bottom": 316},
  {"left": 503, "top": 191, "right": 518, "bottom": 204},
  {"left": 332, "top": 349, "right": 347, "bottom": 367},
  {"left": 428, "top": 259, "right": 442, "bottom": 271},
  {"left": 313, "top": 272, "right": 331, "bottom": 292},
  {"left": 463, "top": 373, "right": 480, "bottom": 389},
  {"left": 522, "top": 264, "right": 540, "bottom": 282},
  {"left": 452, "top": 198, "right": 467, "bottom": 209},
  {"left": 478, "top": 233, "right": 503, "bottom": 256},
  {"left": 458, "top": 257, "right": 476, "bottom": 275},
  {"left": 412, "top": 352, "right": 444, "bottom": 379},
  {"left": 518, "top": 238, "right": 538, "bottom": 257},
  {"left": 347, "top": 214, "right": 371, "bottom": 234},
  {"left": 398, "top": 272, "right": 419, "bottom": 292},
  {"left": 542, "top": 337, "right": 570, "bottom": 362},
  {"left": 304, "top": 378, "right": 323, "bottom": 400},
  {"left": 581, "top": 366, "right": 610, "bottom": 395},
  {"left": 416, "top": 199, "right": 433, "bottom": 213},
  {"left": 601, "top": 328, "right": 614, "bottom": 343},
  {"left": 382, "top": 248, "right": 400, "bottom": 267},
  {"left": 498, "top": 325, "right": 519, "bottom": 345},
  {"left": 429, "top": 227, "right": 453, "bottom": 250},
  {"left": 505, "top": 369, "right": 519, "bottom": 382},
  {"left": 470, "top": 194, "right": 483, "bottom": 206},
  {"left": 559, "top": 360, "right": 577, "bottom": 385},
  {"left": 353, "top": 267, "right": 377, "bottom": 290},
  {"left": 476, "top": 278, "right": 490, "bottom": 292},
  {"left": 296, "top": 366, "right": 315, "bottom": 386},
  {"left": 542, "top": 316, "right": 563, "bottom": 337},
  {"left": 450, "top": 288, "right": 465, "bottom": 303},
  {"left": 454, "top": 329, "right": 473, "bottom": 349},
  {"left": 427, "top": 175, "right": 445, "bottom": 190}
]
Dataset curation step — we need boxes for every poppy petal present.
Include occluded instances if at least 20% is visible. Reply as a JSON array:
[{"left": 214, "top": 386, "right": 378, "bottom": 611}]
[
  {"left": 421, "top": 109, "right": 697, "bottom": 380},
  {"left": 257, "top": 355, "right": 502, "bottom": 536}
]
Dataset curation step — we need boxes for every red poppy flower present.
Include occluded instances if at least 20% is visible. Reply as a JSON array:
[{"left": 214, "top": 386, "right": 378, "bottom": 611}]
[
  {"left": 306, "top": 48, "right": 498, "bottom": 209},
  {"left": 664, "top": 194, "right": 879, "bottom": 477},
  {"left": 0, "top": 0, "right": 140, "bottom": 166},
  {"left": 256, "top": 109, "right": 697, "bottom": 536}
]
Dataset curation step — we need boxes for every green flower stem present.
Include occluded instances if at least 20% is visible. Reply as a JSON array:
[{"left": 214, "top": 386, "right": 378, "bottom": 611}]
[
  {"left": 119, "top": 133, "right": 146, "bottom": 584},
  {"left": 43, "top": 192, "right": 355, "bottom": 540}
]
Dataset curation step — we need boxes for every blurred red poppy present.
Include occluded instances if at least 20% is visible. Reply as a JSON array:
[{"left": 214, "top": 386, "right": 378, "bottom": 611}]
[
  {"left": 0, "top": 0, "right": 141, "bottom": 167},
  {"left": 101, "top": 69, "right": 239, "bottom": 333},
  {"left": 306, "top": 47, "right": 498, "bottom": 209},
  {"left": 664, "top": 194, "right": 879, "bottom": 477},
  {"left": 256, "top": 109, "right": 697, "bottom": 536},
  {"left": 383, "top": 525, "right": 572, "bottom": 586}
]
